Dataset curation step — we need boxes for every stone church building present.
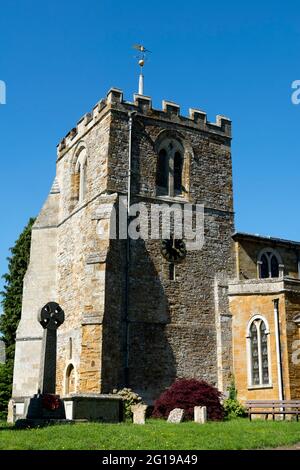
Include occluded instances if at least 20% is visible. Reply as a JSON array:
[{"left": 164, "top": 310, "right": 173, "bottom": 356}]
[{"left": 12, "top": 88, "right": 300, "bottom": 407}]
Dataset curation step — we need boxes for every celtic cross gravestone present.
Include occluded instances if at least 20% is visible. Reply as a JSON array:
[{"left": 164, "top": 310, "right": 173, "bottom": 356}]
[{"left": 38, "top": 302, "right": 65, "bottom": 394}]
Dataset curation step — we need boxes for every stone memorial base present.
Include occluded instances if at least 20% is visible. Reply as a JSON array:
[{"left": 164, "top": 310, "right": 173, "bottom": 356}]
[
  {"left": 24, "top": 393, "right": 66, "bottom": 420},
  {"left": 11, "top": 393, "right": 69, "bottom": 428},
  {"left": 62, "top": 393, "right": 123, "bottom": 422}
]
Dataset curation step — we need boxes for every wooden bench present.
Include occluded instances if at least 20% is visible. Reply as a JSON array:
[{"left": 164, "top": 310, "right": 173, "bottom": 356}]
[{"left": 246, "top": 400, "right": 300, "bottom": 421}]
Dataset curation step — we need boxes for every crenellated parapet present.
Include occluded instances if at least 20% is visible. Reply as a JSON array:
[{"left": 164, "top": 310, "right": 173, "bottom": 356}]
[{"left": 57, "top": 87, "right": 231, "bottom": 158}]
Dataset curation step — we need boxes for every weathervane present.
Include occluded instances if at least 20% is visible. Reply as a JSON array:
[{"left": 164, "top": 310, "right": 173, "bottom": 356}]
[{"left": 133, "top": 44, "right": 151, "bottom": 96}]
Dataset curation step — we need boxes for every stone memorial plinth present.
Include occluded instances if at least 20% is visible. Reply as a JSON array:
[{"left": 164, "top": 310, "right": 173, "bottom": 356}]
[
  {"left": 167, "top": 408, "right": 184, "bottom": 423},
  {"left": 63, "top": 394, "right": 123, "bottom": 422},
  {"left": 194, "top": 406, "right": 207, "bottom": 424},
  {"left": 131, "top": 404, "right": 148, "bottom": 424}
]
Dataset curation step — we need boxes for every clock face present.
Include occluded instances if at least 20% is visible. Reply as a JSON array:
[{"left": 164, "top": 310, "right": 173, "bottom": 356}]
[{"left": 161, "top": 238, "right": 187, "bottom": 263}]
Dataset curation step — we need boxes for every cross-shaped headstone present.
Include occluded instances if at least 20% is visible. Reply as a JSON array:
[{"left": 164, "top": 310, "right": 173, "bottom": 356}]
[{"left": 38, "top": 302, "right": 64, "bottom": 394}]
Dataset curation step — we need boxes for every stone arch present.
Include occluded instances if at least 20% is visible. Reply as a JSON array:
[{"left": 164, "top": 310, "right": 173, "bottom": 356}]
[
  {"left": 257, "top": 247, "right": 283, "bottom": 279},
  {"left": 64, "top": 363, "right": 76, "bottom": 395}
]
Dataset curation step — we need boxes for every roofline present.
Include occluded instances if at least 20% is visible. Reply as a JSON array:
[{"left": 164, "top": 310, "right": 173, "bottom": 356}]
[{"left": 232, "top": 231, "right": 300, "bottom": 248}]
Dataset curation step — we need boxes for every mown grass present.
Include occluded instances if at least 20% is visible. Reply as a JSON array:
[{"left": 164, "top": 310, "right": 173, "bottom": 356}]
[{"left": 0, "top": 418, "right": 300, "bottom": 450}]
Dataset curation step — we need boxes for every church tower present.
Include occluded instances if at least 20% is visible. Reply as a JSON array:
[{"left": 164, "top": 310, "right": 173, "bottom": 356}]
[{"left": 12, "top": 87, "right": 235, "bottom": 403}]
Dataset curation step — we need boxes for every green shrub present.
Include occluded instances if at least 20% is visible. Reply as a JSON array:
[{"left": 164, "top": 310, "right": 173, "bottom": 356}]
[
  {"left": 227, "top": 378, "right": 238, "bottom": 400},
  {"left": 223, "top": 380, "right": 246, "bottom": 419},
  {"left": 113, "top": 388, "right": 143, "bottom": 420},
  {"left": 223, "top": 398, "right": 247, "bottom": 419}
]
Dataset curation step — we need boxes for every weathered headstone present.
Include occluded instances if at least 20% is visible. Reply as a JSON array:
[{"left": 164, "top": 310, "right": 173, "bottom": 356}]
[
  {"left": 194, "top": 406, "right": 207, "bottom": 424},
  {"left": 0, "top": 340, "right": 5, "bottom": 364},
  {"left": 167, "top": 408, "right": 184, "bottom": 423},
  {"left": 131, "top": 404, "right": 148, "bottom": 424},
  {"left": 7, "top": 399, "right": 15, "bottom": 424}
]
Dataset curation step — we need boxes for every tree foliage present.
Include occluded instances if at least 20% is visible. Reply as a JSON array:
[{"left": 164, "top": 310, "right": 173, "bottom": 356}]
[
  {"left": 153, "top": 378, "right": 224, "bottom": 421},
  {"left": 0, "top": 218, "right": 35, "bottom": 417}
]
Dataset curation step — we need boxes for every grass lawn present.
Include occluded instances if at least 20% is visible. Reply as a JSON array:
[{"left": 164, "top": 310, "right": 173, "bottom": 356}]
[{"left": 1, "top": 418, "right": 300, "bottom": 450}]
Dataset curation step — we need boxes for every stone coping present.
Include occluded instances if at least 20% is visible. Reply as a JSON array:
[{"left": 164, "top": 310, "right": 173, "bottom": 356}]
[
  {"left": 228, "top": 277, "right": 300, "bottom": 296},
  {"left": 57, "top": 87, "right": 231, "bottom": 158},
  {"left": 62, "top": 393, "right": 122, "bottom": 401}
]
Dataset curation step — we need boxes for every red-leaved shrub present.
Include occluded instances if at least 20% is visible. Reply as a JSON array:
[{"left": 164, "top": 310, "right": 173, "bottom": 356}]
[{"left": 152, "top": 379, "right": 224, "bottom": 421}]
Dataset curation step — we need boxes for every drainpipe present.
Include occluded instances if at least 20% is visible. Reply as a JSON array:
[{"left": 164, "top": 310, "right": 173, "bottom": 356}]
[
  {"left": 124, "top": 110, "right": 137, "bottom": 386},
  {"left": 273, "top": 298, "right": 284, "bottom": 401}
]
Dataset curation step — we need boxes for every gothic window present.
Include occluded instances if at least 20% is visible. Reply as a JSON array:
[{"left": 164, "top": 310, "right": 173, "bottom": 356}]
[
  {"left": 156, "top": 139, "right": 183, "bottom": 197},
  {"left": 258, "top": 250, "right": 281, "bottom": 279},
  {"left": 74, "top": 146, "right": 87, "bottom": 203},
  {"left": 248, "top": 317, "right": 270, "bottom": 387}
]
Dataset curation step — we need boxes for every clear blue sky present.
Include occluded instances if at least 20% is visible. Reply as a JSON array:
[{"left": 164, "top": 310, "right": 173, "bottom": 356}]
[{"left": 0, "top": 0, "right": 299, "bottom": 295}]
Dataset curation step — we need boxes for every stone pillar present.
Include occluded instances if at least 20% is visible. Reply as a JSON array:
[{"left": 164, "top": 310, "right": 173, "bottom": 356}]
[
  {"left": 131, "top": 404, "right": 148, "bottom": 424},
  {"left": 194, "top": 406, "right": 207, "bottom": 424}
]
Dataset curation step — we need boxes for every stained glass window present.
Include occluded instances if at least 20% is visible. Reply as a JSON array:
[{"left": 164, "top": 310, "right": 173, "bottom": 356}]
[
  {"left": 260, "top": 321, "right": 269, "bottom": 384},
  {"left": 250, "top": 322, "right": 260, "bottom": 385},
  {"left": 249, "top": 318, "right": 270, "bottom": 386}
]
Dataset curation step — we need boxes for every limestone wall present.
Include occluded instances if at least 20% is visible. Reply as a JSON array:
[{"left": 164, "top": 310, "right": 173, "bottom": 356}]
[{"left": 13, "top": 189, "right": 59, "bottom": 397}]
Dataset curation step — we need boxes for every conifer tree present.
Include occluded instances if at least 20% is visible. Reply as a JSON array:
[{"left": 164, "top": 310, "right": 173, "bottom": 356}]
[{"left": 0, "top": 218, "right": 35, "bottom": 417}]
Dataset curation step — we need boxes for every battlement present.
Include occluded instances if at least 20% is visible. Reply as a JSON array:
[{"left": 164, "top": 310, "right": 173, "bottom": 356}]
[{"left": 57, "top": 87, "right": 231, "bottom": 158}]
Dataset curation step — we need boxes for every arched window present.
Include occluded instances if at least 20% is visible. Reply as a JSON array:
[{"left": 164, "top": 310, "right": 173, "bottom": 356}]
[
  {"left": 247, "top": 317, "right": 270, "bottom": 387},
  {"left": 156, "top": 148, "right": 168, "bottom": 190},
  {"left": 74, "top": 146, "right": 87, "bottom": 203},
  {"left": 258, "top": 249, "right": 281, "bottom": 279},
  {"left": 65, "top": 363, "right": 76, "bottom": 394},
  {"left": 156, "top": 139, "right": 183, "bottom": 197}
]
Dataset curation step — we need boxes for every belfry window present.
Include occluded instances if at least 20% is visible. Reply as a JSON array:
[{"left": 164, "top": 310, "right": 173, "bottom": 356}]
[
  {"left": 258, "top": 250, "right": 281, "bottom": 279},
  {"left": 156, "top": 139, "right": 183, "bottom": 197},
  {"left": 248, "top": 317, "right": 270, "bottom": 387},
  {"left": 74, "top": 147, "right": 87, "bottom": 203}
]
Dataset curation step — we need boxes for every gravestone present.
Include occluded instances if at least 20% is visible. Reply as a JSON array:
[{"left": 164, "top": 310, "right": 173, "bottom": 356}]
[
  {"left": 131, "top": 404, "right": 148, "bottom": 424},
  {"left": 0, "top": 340, "right": 5, "bottom": 364},
  {"left": 194, "top": 406, "right": 207, "bottom": 424},
  {"left": 38, "top": 302, "right": 65, "bottom": 394},
  {"left": 17, "top": 302, "right": 67, "bottom": 427},
  {"left": 167, "top": 408, "right": 184, "bottom": 423}
]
